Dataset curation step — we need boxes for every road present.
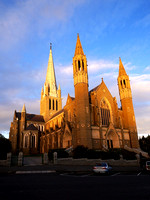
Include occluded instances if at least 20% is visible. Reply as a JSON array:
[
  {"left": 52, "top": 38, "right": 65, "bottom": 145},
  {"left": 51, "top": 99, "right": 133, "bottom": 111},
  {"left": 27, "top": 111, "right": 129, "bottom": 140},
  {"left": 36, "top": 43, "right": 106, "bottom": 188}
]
[{"left": 0, "top": 171, "right": 150, "bottom": 200}]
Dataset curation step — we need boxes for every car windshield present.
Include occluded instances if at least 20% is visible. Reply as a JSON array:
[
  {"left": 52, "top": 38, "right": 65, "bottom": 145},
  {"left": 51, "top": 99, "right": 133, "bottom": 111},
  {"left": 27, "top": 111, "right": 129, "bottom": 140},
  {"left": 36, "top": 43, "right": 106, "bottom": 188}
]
[{"left": 96, "top": 163, "right": 107, "bottom": 167}]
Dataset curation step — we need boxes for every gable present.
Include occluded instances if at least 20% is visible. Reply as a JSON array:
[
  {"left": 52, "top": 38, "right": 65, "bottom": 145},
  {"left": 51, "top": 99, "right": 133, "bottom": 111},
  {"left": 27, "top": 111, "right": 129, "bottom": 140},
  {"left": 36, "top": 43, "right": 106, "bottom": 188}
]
[{"left": 66, "top": 93, "right": 75, "bottom": 105}]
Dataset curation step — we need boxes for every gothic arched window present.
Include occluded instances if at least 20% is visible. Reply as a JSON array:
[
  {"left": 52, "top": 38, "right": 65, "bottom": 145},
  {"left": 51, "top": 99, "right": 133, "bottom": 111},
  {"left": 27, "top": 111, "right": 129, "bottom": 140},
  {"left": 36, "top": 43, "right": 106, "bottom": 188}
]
[
  {"left": 24, "top": 135, "right": 28, "bottom": 148},
  {"left": 100, "top": 100, "right": 110, "bottom": 126},
  {"left": 82, "top": 60, "right": 84, "bottom": 70},
  {"left": 56, "top": 100, "right": 58, "bottom": 110},
  {"left": 53, "top": 99, "right": 55, "bottom": 110},
  {"left": 78, "top": 60, "right": 81, "bottom": 71},
  {"left": 31, "top": 135, "right": 36, "bottom": 148},
  {"left": 49, "top": 99, "right": 51, "bottom": 110}
]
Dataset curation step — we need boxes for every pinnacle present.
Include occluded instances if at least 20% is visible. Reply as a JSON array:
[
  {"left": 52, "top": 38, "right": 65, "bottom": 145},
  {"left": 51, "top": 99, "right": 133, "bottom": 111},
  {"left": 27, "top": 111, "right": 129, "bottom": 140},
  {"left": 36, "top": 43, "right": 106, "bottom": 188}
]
[
  {"left": 119, "top": 57, "right": 127, "bottom": 76},
  {"left": 22, "top": 104, "right": 26, "bottom": 113},
  {"left": 74, "top": 34, "right": 84, "bottom": 56}
]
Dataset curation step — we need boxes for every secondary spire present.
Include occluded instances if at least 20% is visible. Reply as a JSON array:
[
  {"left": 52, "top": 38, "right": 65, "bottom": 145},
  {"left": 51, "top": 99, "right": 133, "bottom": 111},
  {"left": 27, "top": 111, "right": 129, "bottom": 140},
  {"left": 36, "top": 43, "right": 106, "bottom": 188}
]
[
  {"left": 119, "top": 57, "right": 127, "bottom": 77},
  {"left": 74, "top": 33, "right": 84, "bottom": 56},
  {"left": 22, "top": 104, "right": 26, "bottom": 113}
]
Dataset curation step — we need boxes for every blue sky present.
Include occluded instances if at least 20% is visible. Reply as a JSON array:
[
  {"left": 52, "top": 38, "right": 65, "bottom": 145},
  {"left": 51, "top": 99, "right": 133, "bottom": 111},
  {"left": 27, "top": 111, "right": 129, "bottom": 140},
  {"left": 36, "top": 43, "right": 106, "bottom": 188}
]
[{"left": 0, "top": 0, "right": 150, "bottom": 138}]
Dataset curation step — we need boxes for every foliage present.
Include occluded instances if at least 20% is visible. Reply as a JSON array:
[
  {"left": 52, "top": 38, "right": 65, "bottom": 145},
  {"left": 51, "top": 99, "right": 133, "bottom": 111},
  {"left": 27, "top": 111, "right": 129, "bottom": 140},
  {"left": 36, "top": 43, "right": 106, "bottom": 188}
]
[
  {"left": 86, "top": 149, "right": 100, "bottom": 159},
  {"left": 0, "top": 134, "right": 12, "bottom": 160},
  {"left": 73, "top": 145, "right": 88, "bottom": 159},
  {"left": 139, "top": 135, "right": 150, "bottom": 156},
  {"left": 120, "top": 149, "right": 136, "bottom": 160},
  {"left": 72, "top": 146, "right": 136, "bottom": 160},
  {"left": 48, "top": 148, "right": 69, "bottom": 160}
]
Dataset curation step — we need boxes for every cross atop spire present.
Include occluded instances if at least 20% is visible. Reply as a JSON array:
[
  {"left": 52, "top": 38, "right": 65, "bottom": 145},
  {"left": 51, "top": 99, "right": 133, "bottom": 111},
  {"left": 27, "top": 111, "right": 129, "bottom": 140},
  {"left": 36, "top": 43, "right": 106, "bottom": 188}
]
[
  {"left": 74, "top": 33, "right": 84, "bottom": 56},
  {"left": 119, "top": 57, "right": 127, "bottom": 77},
  {"left": 50, "top": 43, "right": 52, "bottom": 50}
]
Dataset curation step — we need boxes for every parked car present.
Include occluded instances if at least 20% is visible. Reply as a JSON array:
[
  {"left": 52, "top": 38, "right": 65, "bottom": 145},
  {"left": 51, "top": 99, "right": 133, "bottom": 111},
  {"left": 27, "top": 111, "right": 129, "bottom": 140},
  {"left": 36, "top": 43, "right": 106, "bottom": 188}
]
[
  {"left": 93, "top": 162, "right": 112, "bottom": 174},
  {"left": 146, "top": 161, "right": 150, "bottom": 171}
]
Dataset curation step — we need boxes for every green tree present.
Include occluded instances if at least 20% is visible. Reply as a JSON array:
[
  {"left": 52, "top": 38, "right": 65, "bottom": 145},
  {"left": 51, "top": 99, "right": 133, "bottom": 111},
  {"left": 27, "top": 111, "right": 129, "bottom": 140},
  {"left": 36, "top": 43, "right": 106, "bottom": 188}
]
[
  {"left": 139, "top": 135, "right": 150, "bottom": 156},
  {"left": 0, "top": 133, "right": 12, "bottom": 160}
]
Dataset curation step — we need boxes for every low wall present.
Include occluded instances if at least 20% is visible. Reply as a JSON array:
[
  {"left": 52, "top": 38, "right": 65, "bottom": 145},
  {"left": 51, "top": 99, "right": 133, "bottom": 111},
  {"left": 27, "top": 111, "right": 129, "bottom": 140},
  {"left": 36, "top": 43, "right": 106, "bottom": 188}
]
[
  {"left": 0, "top": 152, "right": 23, "bottom": 167},
  {"left": 56, "top": 158, "right": 138, "bottom": 167},
  {"left": 0, "top": 160, "right": 7, "bottom": 166}
]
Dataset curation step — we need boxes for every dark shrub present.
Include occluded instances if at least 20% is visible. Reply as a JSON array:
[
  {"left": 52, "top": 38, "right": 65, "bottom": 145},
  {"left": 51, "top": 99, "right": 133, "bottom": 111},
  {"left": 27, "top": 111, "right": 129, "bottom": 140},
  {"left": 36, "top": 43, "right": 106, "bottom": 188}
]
[
  {"left": 94, "top": 149, "right": 120, "bottom": 160},
  {"left": 120, "top": 149, "right": 136, "bottom": 160},
  {"left": 139, "top": 135, "right": 150, "bottom": 156},
  {"left": 48, "top": 149, "right": 69, "bottom": 160},
  {"left": 0, "top": 134, "right": 12, "bottom": 160},
  {"left": 87, "top": 149, "right": 100, "bottom": 159},
  {"left": 73, "top": 145, "right": 88, "bottom": 159}
]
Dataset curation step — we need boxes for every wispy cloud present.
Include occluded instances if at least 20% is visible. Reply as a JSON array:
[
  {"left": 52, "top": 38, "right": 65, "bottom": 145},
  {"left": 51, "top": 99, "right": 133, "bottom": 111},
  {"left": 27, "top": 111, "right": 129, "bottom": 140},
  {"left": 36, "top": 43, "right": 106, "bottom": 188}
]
[
  {"left": 144, "top": 66, "right": 150, "bottom": 72},
  {"left": 88, "top": 59, "right": 118, "bottom": 73},
  {"left": 0, "top": 0, "right": 85, "bottom": 50}
]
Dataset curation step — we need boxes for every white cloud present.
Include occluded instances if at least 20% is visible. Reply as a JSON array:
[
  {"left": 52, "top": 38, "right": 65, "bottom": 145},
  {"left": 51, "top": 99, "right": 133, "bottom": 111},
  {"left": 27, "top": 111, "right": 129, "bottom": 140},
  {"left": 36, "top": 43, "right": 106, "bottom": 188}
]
[
  {"left": 88, "top": 59, "right": 118, "bottom": 73},
  {"left": 144, "top": 66, "right": 150, "bottom": 72},
  {"left": 131, "top": 74, "right": 150, "bottom": 103},
  {"left": 58, "top": 65, "right": 73, "bottom": 76},
  {"left": 135, "top": 105, "right": 150, "bottom": 136},
  {"left": 0, "top": 0, "right": 85, "bottom": 50}
]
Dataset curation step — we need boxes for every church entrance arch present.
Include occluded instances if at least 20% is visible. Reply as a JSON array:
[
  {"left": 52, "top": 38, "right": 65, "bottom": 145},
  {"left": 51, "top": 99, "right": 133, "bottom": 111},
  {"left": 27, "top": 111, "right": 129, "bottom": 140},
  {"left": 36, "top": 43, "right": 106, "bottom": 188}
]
[{"left": 106, "top": 130, "right": 120, "bottom": 149}]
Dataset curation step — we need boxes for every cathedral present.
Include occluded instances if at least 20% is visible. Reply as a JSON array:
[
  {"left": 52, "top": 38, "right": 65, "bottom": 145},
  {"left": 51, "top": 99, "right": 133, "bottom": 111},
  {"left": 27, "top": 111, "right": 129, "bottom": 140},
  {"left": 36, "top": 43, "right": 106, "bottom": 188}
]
[{"left": 9, "top": 34, "right": 139, "bottom": 155}]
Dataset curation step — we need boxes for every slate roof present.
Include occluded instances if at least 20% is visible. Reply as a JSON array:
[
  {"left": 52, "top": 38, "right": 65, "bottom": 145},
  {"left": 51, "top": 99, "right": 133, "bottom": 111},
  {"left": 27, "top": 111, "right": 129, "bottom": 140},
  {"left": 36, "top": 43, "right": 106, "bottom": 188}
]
[
  {"left": 89, "top": 84, "right": 101, "bottom": 95},
  {"left": 70, "top": 96, "right": 75, "bottom": 101},
  {"left": 16, "top": 112, "right": 44, "bottom": 122},
  {"left": 26, "top": 113, "right": 44, "bottom": 122},
  {"left": 26, "top": 124, "right": 38, "bottom": 131},
  {"left": 49, "top": 109, "right": 64, "bottom": 121}
]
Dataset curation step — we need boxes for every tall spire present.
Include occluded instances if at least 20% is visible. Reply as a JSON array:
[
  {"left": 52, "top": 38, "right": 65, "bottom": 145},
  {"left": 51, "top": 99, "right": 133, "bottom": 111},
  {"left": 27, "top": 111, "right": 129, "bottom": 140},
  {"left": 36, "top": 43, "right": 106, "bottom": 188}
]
[
  {"left": 74, "top": 34, "right": 84, "bottom": 56},
  {"left": 45, "top": 43, "right": 57, "bottom": 93},
  {"left": 119, "top": 57, "right": 127, "bottom": 77}
]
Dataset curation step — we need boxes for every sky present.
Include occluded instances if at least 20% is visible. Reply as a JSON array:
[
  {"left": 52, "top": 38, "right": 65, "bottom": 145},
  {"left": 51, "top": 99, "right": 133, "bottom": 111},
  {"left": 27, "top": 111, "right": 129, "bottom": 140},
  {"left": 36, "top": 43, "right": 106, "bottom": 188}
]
[{"left": 0, "top": 0, "right": 150, "bottom": 139}]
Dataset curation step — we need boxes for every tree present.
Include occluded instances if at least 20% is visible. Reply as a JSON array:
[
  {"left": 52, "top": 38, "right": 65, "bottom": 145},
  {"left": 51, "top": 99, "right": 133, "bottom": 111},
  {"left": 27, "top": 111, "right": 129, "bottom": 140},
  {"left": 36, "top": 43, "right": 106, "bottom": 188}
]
[
  {"left": 139, "top": 135, "right": 150, "bottom": 156},
  {"left": 0, "top": 133, "right": 12, "bottom": 160}
]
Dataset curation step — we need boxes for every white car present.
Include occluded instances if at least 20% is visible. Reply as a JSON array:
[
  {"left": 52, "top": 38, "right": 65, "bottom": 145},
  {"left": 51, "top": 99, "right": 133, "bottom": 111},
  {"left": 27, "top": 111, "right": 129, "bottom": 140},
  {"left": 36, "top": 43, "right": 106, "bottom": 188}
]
[
  {"left": 146, "top": 161, "right": 150, "bottom": 171},
  {"left": 93, "top": 162, "right": 112, "bottom": 174}
]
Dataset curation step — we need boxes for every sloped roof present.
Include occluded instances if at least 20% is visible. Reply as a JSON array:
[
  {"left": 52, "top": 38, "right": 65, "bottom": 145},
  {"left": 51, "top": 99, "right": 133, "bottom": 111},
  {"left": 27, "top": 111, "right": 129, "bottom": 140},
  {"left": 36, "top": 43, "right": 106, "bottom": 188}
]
[
  {"left": 89, "top": 85, "right": 100, "bottom": 94},
  {"left": 26, "top": 124, "right": 38, "bottom": 131},
  {"left": 16, "top": 112, "right": 44, "bottom": 122},
  {"left": 70, "top": 96, "right": 75, "bottom": 101},
  {"left": 26, "top": 113, "right": 44, "bottom": 122},
  {"left": 49, "top": 109, "right": 64, "bottom": 121}
]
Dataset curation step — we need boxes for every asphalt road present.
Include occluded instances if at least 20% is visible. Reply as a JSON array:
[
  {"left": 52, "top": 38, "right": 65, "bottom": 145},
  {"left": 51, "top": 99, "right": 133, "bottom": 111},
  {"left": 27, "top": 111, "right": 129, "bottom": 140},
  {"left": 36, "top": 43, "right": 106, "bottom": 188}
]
[{"left": 0, "top": 172, "right": 150, "bottom": 200}]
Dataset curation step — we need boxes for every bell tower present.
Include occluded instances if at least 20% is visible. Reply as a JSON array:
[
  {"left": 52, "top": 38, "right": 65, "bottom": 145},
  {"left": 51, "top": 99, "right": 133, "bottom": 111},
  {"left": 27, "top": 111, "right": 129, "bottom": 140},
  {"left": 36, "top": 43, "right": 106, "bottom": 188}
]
[
  {"left": 118, "top": 58, "right": 139, "bottom": 148},
  {"left": 40, "top": 44, "right": 62, "bottom": 122},
  {"left": 73, "top": 34, "right": 92, "bottom": 149}
]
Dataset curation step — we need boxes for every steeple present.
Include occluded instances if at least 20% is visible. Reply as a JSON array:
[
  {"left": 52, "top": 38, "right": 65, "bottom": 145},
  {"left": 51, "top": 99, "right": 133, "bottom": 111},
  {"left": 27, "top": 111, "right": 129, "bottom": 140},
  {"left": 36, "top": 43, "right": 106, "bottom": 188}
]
[
  {"left": 74, "top": 33, "right": 84, "bottom": 56},
  {"left": 72, "top": 34, "right": 92, "bottom": 149},
  {"left": 45, "top": 43, "right": 57, "bottom": 95},
  {"left": 73, "top": 34, "right": 88, "bottom": 86},
  {"left": 40, "top": 44, "right": 62, "bottom": 121},
  {"left": 117, "top": 58, "right": 139, "bottom": 148},
  {"left": 119, "top": 57, "right": 127, "bottom": 77},
  {"left": 22, "top": 104, "right": 26, "bottom": 113}
]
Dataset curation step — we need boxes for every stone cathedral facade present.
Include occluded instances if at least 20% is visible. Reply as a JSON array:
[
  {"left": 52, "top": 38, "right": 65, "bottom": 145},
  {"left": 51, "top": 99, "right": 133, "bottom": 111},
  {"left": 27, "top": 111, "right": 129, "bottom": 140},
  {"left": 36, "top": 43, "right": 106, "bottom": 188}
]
[{"left": 9, "top": 34, "right": 139, "bottom": 155}]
